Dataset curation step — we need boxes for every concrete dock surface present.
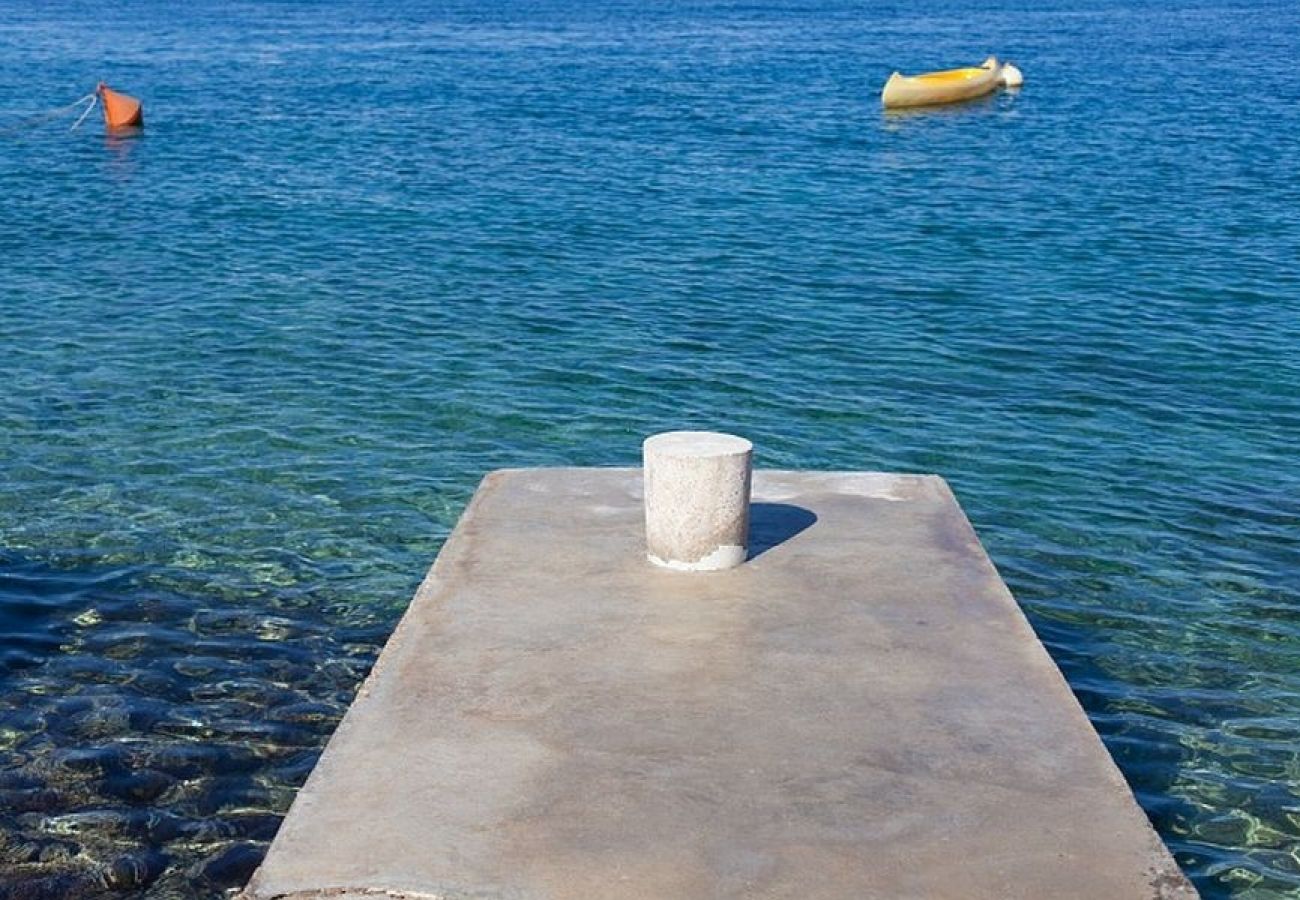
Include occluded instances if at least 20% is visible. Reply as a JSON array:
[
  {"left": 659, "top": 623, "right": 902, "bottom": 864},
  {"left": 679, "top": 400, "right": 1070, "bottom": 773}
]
[{"left": 241, "top": 468, "right": 1195, "bottom": 899}]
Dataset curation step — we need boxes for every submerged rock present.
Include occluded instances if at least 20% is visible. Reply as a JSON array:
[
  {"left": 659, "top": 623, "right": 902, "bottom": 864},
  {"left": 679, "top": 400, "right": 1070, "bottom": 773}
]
[
  {"left": 192, "top": 841, "right": 265, "bottom": 888},
  {"left": 99, "top": 849, "right": 168, "bottom": 890},
  {"left": 35, "top": 809, "right": 186, "bottom": 843},
  {"left": 55, "top": 745, "right": 131, "bottom": 775},
  {"left": 221, "top": 812, "right": 282, "bottom": 842},
  {"left": 190, "top": 775, "right": 269, "bottom": 817},
  {"left": 267, "top": 700, "right": 340, "bottom": 727},
  {"left": 0, "top": 869, "right": 96, "bottom": 900},
  {"left": 0, "top": 832, "right": 81, "bottom": 865},
  {"left": 0, "top": 787, "right": 64, "bottom": 814},
  {"left": 144, "top": 741, "right": 261, "bottom": 778},
  {"left": 179, "top": 811, "right": 282, "bottom": 844},
  {"left": 98, "top": 769, "right": 176, "bottom": 804}
]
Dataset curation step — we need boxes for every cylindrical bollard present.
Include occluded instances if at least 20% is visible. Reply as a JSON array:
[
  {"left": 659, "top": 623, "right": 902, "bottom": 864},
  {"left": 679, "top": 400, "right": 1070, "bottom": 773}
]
[{"left": 643, "top": 431, "right": 753, "bottom": 571}]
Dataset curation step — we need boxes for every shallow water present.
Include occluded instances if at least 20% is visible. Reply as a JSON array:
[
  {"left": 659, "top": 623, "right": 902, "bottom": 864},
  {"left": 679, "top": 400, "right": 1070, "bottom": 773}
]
[{"left": 2, "top": 0, "right": 1298, "bottom": 895}]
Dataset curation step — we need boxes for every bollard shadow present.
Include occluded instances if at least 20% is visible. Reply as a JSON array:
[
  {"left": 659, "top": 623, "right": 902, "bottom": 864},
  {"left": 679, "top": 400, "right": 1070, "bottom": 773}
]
[{"left": 747, "top": 503, "right": 818, "bottom": 561}]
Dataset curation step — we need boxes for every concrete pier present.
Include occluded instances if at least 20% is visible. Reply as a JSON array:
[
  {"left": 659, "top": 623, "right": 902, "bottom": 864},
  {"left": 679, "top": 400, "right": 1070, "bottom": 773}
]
[{"left": 241, "top": 468, "right": 1195, "bottom": 900}]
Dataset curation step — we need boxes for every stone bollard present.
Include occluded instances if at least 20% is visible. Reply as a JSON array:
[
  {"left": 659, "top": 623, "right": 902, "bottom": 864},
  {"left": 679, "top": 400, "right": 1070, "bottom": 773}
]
[{"left": 643, "top": 431, "right": 753, "bottom": 571}]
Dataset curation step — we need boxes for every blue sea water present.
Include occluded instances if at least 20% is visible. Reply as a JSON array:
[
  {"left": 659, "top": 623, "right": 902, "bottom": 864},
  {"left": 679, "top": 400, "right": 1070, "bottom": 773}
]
[{"left": 1, "top": 0, "right": 1298, "bottom": 895}]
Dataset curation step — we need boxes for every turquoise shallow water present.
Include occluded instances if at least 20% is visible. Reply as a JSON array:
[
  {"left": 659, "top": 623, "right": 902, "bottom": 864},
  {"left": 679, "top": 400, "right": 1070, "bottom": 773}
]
[{"left": 2, "top": 0, "right": 1299, "bottom": 895}]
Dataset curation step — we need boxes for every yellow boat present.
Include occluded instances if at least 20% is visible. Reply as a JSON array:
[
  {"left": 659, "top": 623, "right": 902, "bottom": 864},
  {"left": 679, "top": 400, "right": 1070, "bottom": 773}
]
[{"left": 881, "top": 56, "right": 1002, "bottom": 109}]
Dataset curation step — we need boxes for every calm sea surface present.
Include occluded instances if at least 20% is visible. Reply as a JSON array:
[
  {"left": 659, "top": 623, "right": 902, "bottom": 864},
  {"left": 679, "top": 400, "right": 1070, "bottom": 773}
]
[{"left": 2, "top": 0, "right": 1298, "bottom": 895}]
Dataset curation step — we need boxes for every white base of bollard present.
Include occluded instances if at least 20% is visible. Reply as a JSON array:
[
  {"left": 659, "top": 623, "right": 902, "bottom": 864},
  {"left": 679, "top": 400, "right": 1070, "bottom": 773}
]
[{"left": 648, "top": 543, "right": 747, "bottom": 572}]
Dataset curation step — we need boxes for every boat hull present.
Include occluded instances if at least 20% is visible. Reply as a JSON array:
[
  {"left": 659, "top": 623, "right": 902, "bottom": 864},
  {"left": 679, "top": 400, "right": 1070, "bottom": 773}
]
[{"left": 882, "top": 57, "right": 1002, "bottom": 109}]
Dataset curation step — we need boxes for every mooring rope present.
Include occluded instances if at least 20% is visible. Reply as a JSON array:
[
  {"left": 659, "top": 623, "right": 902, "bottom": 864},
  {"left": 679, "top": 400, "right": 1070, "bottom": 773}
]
[
  {"left": 69, "top": 93, "right": 98, "bottom": 130},
  {"left": 0, "top": 91, "right": 98, "bottom": 138}
]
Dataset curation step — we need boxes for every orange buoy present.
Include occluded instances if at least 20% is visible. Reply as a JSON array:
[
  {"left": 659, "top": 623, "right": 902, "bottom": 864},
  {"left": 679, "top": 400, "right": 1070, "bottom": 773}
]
[{"left": 96, "top": 82, "right": 143, "bottom": 129}]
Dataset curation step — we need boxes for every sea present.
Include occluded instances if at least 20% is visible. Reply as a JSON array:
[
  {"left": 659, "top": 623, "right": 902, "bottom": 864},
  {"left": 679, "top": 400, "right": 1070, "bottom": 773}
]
[{"left": 1, "top": 0, "right": 1298, "bottom": 896}]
